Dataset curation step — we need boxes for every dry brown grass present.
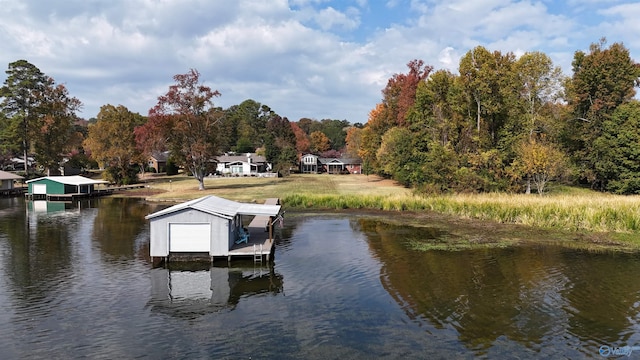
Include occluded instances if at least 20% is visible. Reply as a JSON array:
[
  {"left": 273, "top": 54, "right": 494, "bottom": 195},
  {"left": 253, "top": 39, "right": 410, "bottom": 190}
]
[{"left": 137, "top": 173, "right": 411, "bottom": 203}]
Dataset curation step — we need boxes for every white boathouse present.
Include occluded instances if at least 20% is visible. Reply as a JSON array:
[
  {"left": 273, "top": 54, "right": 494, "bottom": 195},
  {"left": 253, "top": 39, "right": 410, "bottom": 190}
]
[{"left": 146, "top": 195, "right": 281, "bottom": 263}]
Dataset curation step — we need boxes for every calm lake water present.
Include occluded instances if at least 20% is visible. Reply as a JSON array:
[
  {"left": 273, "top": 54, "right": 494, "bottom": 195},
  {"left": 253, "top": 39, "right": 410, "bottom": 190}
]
[{"left": 1, "top": 197, "right": 640, "bottom": 359}]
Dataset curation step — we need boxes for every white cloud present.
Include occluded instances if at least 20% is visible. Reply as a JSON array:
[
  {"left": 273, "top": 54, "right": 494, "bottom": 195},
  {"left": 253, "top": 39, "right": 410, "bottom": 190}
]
[
  {"left": 0, "top": 0, "right": 637, "bottom": 123},
  {"left": 597, "top": 3, "right": 640, "bottom": 50},
  {"left": 437, "top": 47, "right": 458, "bottom": 70},
  {"left": 315, "top": 7, "right": 360, "bottom": 31}
]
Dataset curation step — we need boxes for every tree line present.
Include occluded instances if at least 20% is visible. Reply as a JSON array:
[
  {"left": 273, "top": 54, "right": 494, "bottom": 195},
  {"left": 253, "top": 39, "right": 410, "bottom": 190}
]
[
  {"left": 3, "top": 37, "right": 639, "bottom": 194},
  {"left": 0, "top": 64, "right": 352, "bottom": 188},
  {"left": 346, "top": 38, "right": 640, "bottom": 194}
]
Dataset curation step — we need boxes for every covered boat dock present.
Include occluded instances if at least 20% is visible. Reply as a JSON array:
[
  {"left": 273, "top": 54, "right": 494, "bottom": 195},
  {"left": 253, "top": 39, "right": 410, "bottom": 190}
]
[{"left": 146, "top": 196, "right": 282, "bottom": 264}]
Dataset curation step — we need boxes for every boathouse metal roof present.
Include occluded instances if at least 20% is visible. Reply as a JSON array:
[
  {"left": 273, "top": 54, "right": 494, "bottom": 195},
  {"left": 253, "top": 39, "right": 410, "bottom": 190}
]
[
  {"left": 0, "top": 170, "right": 23, "bottom": 180},
  {"left": 145, "top": 195, "right": 281, "bottom": 220},
  {"left": 26, "top": 175, "right": 108, "bottom": 186}
]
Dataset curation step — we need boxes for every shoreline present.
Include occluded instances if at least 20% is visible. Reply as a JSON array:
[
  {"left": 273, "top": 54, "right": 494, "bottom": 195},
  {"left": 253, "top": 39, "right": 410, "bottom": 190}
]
[{"left": 111, "top": 188, "right": 638, "bottom": 252}]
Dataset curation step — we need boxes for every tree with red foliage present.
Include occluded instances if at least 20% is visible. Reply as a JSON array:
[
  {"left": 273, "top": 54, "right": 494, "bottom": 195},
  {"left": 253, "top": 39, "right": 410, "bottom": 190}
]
[
  {"left": 135, "top": 69, "right": 221, "bottom": 190},
  {"left": 382, "top": 59, "right": 432, "bottom": 127},
  {"left": 291, "top": 122, "right": 310, "bottom": 153}
]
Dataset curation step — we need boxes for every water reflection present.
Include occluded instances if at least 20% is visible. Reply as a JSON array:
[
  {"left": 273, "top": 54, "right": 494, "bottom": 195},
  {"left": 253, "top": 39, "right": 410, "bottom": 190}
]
[
  {"left": 2, "top": 198, "right": 640, "bottom": 358},
  {"left": 0, "top": 198, "right": 162, "bottom": 311},
  {"left": 358, "top": 218, "right": 640, "bottom": 357},
  {"left": 148, "top": 262, "right": 283, "bottom": 319}
]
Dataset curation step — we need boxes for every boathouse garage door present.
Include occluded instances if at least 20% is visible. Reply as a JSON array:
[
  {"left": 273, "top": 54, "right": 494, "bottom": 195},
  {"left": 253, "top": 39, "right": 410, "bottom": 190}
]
[
  {"left": 169, "top": 223, "right": 211, "bottom": 252},
  {"left": 33, "top": 184, "right": 47, "bottom": 195}
]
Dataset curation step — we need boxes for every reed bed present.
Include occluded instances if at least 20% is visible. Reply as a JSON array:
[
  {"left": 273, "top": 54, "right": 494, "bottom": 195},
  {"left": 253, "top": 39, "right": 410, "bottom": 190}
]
[{"left": 282, "top": 192, "right": 640, "bottom": 234}]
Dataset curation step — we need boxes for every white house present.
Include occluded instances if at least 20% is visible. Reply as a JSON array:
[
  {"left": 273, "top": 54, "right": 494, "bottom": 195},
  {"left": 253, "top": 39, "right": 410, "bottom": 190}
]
[
  {"left": 146, "top": 195, "right": 281, "bottom": 262},
  {"left": 215, "top": 153, "right": 269, "bottom": 175}
]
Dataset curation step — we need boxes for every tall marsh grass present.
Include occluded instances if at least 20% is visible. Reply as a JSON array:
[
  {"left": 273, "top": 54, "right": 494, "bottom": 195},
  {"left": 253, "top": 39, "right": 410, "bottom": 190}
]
[
  {"left": 283, "top": 192, "right": 640, "bottom": 233},
  {"left": 144, "top": 174, "right": 640, "bottom": 234}
]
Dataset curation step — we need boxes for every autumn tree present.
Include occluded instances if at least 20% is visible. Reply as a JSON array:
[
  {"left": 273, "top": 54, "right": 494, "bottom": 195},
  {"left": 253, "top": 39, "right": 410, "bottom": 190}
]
[
  {"left": 512, "top": 138, "right": 566, "bottom": 195},
  {"left": 513, "top": 52, "right": 564, "bottom": 193},
  {"left": 84, "top": 105, "right": 145, "bottom": 185},
  {"left": 357, "top": 60, "right": 429, "bottom": 176},
  {"left": 344, "top": 126, "right": 362, "bottom": 159},
  {"left": 382, "top": 59, "right": 432, "bottom": 127},
  {"left": 136, "top": 69, "right": 221, "bottom": 190},
  {"left": 309, "top": 130, "right": 330, "bottom": 153},
  {"left": 0, "top": 60, "right": 48, "bottom": 175},
  {"left": 0, "top": 60, "right": 83, "bottom": 176},
  {"left": 291, "top": 122, "right": 310, "bottom": 153},
  {"left": 357, "top": 104, "right": 389, "bottom": 174}
]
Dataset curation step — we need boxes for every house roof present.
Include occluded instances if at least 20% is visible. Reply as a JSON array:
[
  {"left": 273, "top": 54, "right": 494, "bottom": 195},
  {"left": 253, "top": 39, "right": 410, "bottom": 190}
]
[
  {"left": 318, "top": 157, "right": 362, "bottom": 165},
  {"left": 0, "top": 170, "right": 24, "bottom": 180},
  {"left": 217, "top": 153, "right": 266, "bottom": 164},
  {"left": 145, "top": 195, "right": 281, "bottom": 220},
  {"left": 150, "top": 151, "right": 169, "bottom": 162},
  {"left": 301, "top": 154, "right": 361, "bottom": 165},
  {"left": 26, "top": 175, "right": 109, "bottom": 186}
]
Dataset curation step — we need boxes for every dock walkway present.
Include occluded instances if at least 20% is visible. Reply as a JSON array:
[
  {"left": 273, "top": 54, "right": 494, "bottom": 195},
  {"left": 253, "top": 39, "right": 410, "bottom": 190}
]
[
  {"left": 229, "top": 198, "right": 281, "bottom": 262},
  {"left": 0, "top": 188, "right": 26, "bottom": 197}
]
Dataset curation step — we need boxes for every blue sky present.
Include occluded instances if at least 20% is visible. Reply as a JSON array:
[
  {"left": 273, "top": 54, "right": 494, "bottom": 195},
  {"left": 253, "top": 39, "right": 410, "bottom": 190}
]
[{"left": 1, "top": 0, "right": 639, "bottom": 124}]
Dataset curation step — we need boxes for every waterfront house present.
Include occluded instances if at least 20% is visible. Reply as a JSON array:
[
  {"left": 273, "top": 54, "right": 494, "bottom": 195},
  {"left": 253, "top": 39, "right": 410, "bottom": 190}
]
[
  {"left": 0, "top": 170, "right": 23, "bottom": 190},
  {"left": 25, "top": 175, "right": 109, "bottom": 200},
  {"left": 5, "top": 157, "right": 34, "bottom": 171},
  {"left": 0, "top": 170, "right": 24, "bottom": 196},
  {"left": 300, "top": 154, "right": 321, "bottom": 173},
  {"left": 215, "top": 153, "right": 269, "bottom": 176},
  {"left": 146, "top": 195, "right": 281, "bottom": 263},
  {"left": 322, "top": 157, "right": 362, "bottom": 174},
  {"left": 300, "top": 154, "right": 362, "bottom": 174},
  {"left": 148, "top": 151, "right": 169, "bottom": 173}
]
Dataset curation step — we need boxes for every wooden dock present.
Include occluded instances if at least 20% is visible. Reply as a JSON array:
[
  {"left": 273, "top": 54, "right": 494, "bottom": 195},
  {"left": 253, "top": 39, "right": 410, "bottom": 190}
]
[
  {"left": 0, "top": 188, "right": 26, "bottom": 197},
  {"left": 229, "top": 198, "right": 281, "bottom": 262}
]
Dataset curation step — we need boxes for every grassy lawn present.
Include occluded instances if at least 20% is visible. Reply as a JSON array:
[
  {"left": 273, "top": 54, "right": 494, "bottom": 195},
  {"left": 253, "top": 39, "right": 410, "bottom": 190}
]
[{"left": 137, "top": 173, "right": 411, "bottom": 202}]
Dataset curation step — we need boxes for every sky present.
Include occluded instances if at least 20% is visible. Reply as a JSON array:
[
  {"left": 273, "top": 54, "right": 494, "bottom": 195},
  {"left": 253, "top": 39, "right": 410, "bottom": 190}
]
[{"left": 1, "top": 0, "right": 639, "bottom": 124}]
